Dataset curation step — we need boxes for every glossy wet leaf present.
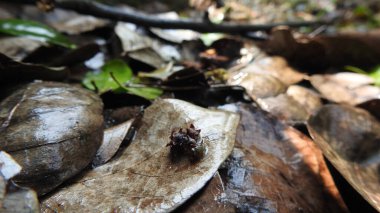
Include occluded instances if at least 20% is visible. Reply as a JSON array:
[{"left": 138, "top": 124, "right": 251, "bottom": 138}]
[
  {"left": 0, "top": 19, "right": 75, "bottom": 49},
  {"left": 308, "top": 105, "right": 380, "bottom": 211},
  {"left": 42, "top": 99, "right": 239, "bottom": 212},
  {"left": 0, "top": 82, "right": 104, "bottom": 195}
]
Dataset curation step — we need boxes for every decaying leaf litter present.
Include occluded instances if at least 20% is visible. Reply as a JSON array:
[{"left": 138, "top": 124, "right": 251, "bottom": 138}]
[{"left": 1, "top": 0, "right": 380, "bottom": 212}]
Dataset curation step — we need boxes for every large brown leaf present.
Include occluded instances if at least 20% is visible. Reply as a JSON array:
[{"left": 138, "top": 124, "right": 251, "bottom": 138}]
[
  {"left": 42, "top": 99, "right": 239, "bottom": 212},
  {"left": 180, "top": 103, "right": 346, "bottom": 212},
  {"left": 308, "top": 105, "right": 380, "bottom": 211}
]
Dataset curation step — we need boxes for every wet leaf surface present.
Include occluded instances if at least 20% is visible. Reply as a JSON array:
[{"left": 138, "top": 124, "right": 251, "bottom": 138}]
[
  {"left": 41, "top": 99, "right": 239, "bottom": 212},
  {"left": 310, "top": 73, "right": 380, "bottom": 105},
  {"left": 0, "top": 82, "right": 104, "bottom": 195},
  {"left": 180, "top": 103, "right": 346, "bottom": 212},
  {"left": 0, "top": 19, "right": 75, "bottom": 49},
  {"left": 308, "top": 104, "right": 380, "bottom": 211}
]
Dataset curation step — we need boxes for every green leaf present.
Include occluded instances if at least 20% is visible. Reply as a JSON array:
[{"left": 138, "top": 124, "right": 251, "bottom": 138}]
[
  {"left": 83, "top": 59, "right": 133, "bottom": 94},
  {"left": 369, "top": 66, "right": 380, "bottom": 86},
  {"left": 0, "top": 19, "right": 75, "bottom": 49},
  {"left": 122, "top": 87, "right": 163, "bottom": 100},
  {"left": 83, "top": 59, "right": 162, "bottom": 100},
  {"left": 345, "top": 65, "right": 380, "bottom": 87},
  {"left": 345, "top": 65, "right": 367, "bottom": 74}
]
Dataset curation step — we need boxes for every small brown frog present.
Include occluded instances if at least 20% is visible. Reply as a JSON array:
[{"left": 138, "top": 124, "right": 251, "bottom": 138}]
[{"left": 167, "top": 124, "right": 207, "bottom": 161}]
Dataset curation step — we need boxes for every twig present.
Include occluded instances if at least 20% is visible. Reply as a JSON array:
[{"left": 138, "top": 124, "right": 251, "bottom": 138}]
[{"left": 5, "top": 0, "right": 337, "bottom": 33}]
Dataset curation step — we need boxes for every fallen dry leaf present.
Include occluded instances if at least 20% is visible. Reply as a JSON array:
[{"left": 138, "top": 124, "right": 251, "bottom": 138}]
[
  {"left": 48, "top": 9, "right": 108, "bottom": 35},
  {"left": 229, "top": 56, "right": 305, "bottom": 86},
  {"left": 256, "top": 85, "right": 323, "bottom": 124},
  {"left": 308, "top": 104, "right": 380, "bottom": 211},
  {"left": 310, "top": 73, "right": 380, "bottom": 105},
  {"left": 253, "top": 84, "right": 322, "bottom": 124},
  {"left": 42, "top": 99, "right": 239, "bottom": 212},
  {"left": 92, "top": 119, "right": 134, "bottom": 167},
  {"left": 257, "top": 94, "right": 308, "bottom": 124},
  {"left": 286, "top": 85, "right": 322, "bottom": 115},
  {"left": 227, "top": 72, "right": 287, "bottom": 100}
]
